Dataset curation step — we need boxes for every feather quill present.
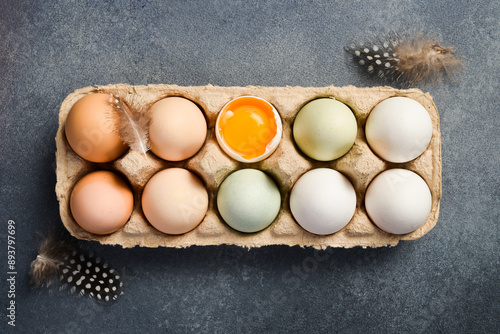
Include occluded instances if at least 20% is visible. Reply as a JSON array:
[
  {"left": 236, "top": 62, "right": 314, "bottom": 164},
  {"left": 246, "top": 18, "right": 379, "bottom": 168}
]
[
  {"left": 29, "top": 231, "right": 123, "bottom": 302},
  {"left": 345, "top": 32, "right": 464, "bottom": 86},
  {"left": 109, "top": 93, "right": 150, "bottom": 155}
]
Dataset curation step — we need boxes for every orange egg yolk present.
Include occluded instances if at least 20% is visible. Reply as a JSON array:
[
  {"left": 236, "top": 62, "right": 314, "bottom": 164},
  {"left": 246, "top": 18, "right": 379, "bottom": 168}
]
[{"left": 218, "top": 97, "right": 278, "bottom": 160}]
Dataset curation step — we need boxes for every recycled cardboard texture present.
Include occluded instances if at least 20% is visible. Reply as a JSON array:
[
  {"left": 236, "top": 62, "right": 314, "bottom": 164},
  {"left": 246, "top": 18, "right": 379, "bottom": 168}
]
[{"left": 55, "top": 84, "right": 442, "bottom": 249}]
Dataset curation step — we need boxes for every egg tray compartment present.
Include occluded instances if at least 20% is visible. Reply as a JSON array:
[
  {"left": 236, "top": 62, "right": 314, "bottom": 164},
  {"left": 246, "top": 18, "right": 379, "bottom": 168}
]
[{"left": 56, "top": 84, "right": 442, "bottom": 249}]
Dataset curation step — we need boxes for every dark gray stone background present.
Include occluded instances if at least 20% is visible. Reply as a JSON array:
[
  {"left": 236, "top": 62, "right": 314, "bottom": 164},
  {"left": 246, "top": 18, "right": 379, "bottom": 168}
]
[{"left": 1, "top": 0, "right": 498, "bottom": 333}]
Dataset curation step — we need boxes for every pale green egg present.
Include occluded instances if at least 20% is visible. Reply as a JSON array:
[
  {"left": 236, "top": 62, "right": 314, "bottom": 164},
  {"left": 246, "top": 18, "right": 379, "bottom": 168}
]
[
  {"left": 293, "top": 98, "right": 357, "bottom": 161},
  {"left": 217, "top": 169, "right": 281, "bottom": 233}
]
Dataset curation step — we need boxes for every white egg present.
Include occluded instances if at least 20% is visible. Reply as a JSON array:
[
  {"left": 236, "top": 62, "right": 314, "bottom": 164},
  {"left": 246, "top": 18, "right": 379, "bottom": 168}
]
[
  {"left": 365, "top": 169, "right": 432, "bottom": 234},
  {"left": 365, "top": 96, "right": 432, "bottom": 163},
  {"left": 290, "top": 168, "right": 356, "bottom": 235}
]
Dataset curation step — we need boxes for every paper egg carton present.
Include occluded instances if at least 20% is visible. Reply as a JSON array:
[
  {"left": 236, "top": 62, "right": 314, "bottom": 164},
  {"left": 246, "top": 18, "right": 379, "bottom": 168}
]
[{"left": 55, "top": 84, "right": 442, "bottom": 249}]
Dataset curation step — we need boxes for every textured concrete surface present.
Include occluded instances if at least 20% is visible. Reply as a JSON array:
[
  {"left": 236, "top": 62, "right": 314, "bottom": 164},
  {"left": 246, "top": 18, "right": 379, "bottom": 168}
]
[{"left": 0, "top": 1, "right": 498, "bottom": 333}]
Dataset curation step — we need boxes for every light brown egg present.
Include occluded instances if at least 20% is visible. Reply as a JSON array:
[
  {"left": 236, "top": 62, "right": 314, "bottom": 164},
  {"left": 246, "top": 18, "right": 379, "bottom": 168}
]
[
  {"left": 70, "top": 170, "right": 134, "bottom": 235},
  {"left": 141, "top": 168, "right": 208, "bottom": 235},
  {"left": 65, "top": 93, "right": 128, "bottom": 163},
  {"left": 149, "top": 97, "right": 207, "bottom": 161}
]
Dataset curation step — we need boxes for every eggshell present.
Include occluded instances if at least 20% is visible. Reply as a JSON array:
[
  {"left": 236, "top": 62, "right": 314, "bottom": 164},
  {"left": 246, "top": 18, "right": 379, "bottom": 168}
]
[
  {"left": 149, "top": 97, "right": 207, "bottom": 161},
  {"left": 365, "top": 169, "right": 432, "bottom": 234},
  {"left": 290, "top": 168, "right": 356, "bottom": 235},
  {"left": 217, "top": 169, "right": 281, "bottom": 233},
  {"left": 293, "top": 98, "right": 357, "bottom": 161},
  {"left": 65, "top": 93, "right": 128, "bottom": 163},
  {"left": 141, "top": 168, "right": 208, "bottom": 235},
  {"left": 215, "top": 96, "right": 283, "bottom": 163},
  {"left": 365, "top": 96, "right": 432, "bottom": 163},
  {"left": 70, "top": 170, "right": 133, "bottom": 235}
]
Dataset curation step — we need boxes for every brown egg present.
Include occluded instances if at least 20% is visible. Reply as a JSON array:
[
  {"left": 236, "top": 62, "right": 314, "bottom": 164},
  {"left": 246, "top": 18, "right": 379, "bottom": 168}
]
[
  {"left": 149, "top": 97, "right": 207, "bottom": 161},
  {"left": 141, "top": 168, "right": 208, "bottom": 235},
  {"left": 65, "top": 93, "right": 128, "bottom": 163},
  {"left": 70, "top": 170, "right": 134, "bottom": 235}
]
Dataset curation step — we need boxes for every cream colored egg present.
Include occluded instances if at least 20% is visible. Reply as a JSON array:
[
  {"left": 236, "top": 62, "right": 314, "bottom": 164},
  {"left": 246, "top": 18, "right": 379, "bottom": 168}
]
[
  {"left": 149, "top": 97, "right": 207, "bottom": 161},
  {"left": 70, "top": 170, "right": 134, "bottom": 235},
  {"left": 142, "top": 168, "right": 209, "bottom": 235}
]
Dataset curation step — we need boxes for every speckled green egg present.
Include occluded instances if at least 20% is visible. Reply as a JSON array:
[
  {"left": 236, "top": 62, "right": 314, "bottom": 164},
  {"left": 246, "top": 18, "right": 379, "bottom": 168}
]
[
  {"left": 217, "top": 169, "right": 281, "bottom": 233},
  {"left": 293, "top": 98, "right": 357, "bottom": 161}
]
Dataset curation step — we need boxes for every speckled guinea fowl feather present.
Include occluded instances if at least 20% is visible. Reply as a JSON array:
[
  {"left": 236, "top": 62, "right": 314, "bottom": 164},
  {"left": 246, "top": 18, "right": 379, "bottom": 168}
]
[
  {"left": 58, "top": 250, "right": 123, "bottom": 301},
  {"left": 345, "top": 32, "right": 464, "bottom": 86},
  {"left": 29, "top": 232, "right": 123, "bottom": 302}
]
